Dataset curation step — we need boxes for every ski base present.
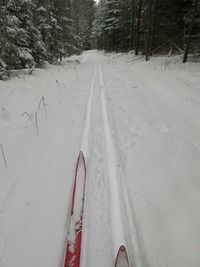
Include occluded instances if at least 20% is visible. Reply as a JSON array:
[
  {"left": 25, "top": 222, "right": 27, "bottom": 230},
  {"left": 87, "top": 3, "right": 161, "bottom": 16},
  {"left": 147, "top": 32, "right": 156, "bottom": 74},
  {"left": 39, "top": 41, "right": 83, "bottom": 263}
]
[{"left": 63, "top": 151, "right": 86, "bottom": 267}]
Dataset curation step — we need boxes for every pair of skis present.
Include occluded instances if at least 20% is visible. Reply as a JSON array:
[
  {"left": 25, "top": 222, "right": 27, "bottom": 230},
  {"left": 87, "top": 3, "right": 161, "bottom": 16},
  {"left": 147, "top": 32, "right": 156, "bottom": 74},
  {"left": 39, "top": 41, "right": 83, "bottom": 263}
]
[{"left": 63, "top": 151, "right": 130, "bottom": 267}]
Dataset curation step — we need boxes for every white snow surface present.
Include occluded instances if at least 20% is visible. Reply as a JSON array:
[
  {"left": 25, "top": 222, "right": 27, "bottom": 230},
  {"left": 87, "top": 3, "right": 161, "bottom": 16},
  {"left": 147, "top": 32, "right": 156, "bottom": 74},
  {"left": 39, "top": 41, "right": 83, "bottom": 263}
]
[{"left": 0, "top": 51, "right": 200, "bottom": 267}]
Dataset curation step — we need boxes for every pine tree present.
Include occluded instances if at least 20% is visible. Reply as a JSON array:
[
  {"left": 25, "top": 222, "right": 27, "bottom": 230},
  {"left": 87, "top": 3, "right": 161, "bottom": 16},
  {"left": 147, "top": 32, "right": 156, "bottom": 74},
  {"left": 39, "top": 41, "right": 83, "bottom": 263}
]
[
  {"left": 72, "top": 0, "right": 95, "bottom": 50},
  {"left": 94, "top": 0, "right": 133, "bottom": 51},
  {"left": 135, "top": 0, "right": 142, "bottom": 55},
  {"left": 35, "top": 1, "right": 52, "bottom": 60},
  {"left": 2, "top": 0, "right": 34, "bottom": 69},
  {"left": 35, "top": 0, "right": 81, "bottom": 62},
  {"left": 0, "top": 0, "right": 7, "bottom": 59},
  {"left": 92, "top": 0, "right": 106, "bottom": 49},
  {"left": 103, "top": 0, "right": 121, "bottom": 51},
  {"left": 118, "top": 0, "right": 132, "bottom": 51},
  {"left": 183, "top": 0, "right": 200, "bottom": 62},
  {"left": 53, "top": 0, "right": 81, "bottom": 57},
  {"left": 0, "top": 0, "right": 83, "bottom": 71},
  {"left": 0, "top": 0, "right": 47, "bottom": 69},
  {"left": 93, "top": 0, "right": 200, "bottom": 60},
  {"left": 80, "top": 0, "right": 95, "bottom": 49},
  {"left": 19, "top": 0, "right": 46, "bottom": 65}
]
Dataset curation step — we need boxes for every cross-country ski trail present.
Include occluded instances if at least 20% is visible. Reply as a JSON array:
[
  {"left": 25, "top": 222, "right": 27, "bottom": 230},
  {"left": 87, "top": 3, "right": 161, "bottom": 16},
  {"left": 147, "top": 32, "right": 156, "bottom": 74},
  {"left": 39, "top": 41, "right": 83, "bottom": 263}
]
[{"left": 1, "top": 51, "right": 200, "bottom": 267}]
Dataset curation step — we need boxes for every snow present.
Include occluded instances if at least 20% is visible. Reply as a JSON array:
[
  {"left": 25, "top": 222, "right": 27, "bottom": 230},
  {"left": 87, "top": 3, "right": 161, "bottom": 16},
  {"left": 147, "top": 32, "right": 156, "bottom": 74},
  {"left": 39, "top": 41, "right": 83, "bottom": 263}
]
[
  {"left": 101, "top": 87, "right": 125, "bottom": 253},
  {"left": 101, "top": 53, "right": 200, "bottom": 267},
  {"left": 80, "top": 60, "right": 97, "bottom": 157},
  {"left": 1, "top": 51, "right": 200, "bottom": 267},
  {"left": 0, "top": 55, "right": 94, "bottom": 267}
]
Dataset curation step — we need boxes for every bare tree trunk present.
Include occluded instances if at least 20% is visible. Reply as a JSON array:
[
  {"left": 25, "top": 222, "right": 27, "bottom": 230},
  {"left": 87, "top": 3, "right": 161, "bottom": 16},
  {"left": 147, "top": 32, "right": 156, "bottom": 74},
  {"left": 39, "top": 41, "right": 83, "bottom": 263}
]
[
  {"left": 183, "top": 0, "right": 197, "bottom": 63},
  {"left": 0, "top": 0, "right": 2, "bottom": 21},
  {"left": 145, "top": 0, "right": 153, "bottom": 61},
  {"left": 150, "top": 0, "right": 159, "bottom": 55},
  {"left": 113, "top": 31, "right": 116, "bottom": 51},
  {"left": 72, "top": 0, "right": 80, "bottom": 35},
  {"left": 76, "top": 0, "right": 80, "bottom": 35},
  {"left": 135, "top": 0, "right": 142, "bottom": 55},
  {"left": 131, "top": 0, "right": 135, "bottom": 50},
  {"left": 0, "top": 0, "right": 2, "bottom": 55}
]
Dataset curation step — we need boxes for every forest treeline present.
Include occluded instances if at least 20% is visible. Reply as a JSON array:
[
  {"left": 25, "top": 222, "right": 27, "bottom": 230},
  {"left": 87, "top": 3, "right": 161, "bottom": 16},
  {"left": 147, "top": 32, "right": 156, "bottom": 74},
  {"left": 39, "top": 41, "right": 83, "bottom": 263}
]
[
  {"left": 0, "top": 0, "right": 95, "bottom": 71},
  {"left": 0, "top": 0, "right": 200, "bottom": 74},
  {"left": 94, "top": 0, "right": 200, "bottom": 62}
]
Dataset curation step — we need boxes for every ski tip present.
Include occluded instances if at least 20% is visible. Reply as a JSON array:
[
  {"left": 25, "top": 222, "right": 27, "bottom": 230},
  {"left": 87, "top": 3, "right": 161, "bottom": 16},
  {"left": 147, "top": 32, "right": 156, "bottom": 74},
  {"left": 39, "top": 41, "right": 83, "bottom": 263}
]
[
  {"left": 79, "top": 150, "right": 84, "bottom": 157},
  {"left": 78, "top": 150, "right": 85, "bottom": 162},
  {"left": 115, "top": 245, "right": 130, "bottom": 267},
  {"left": 78, "top": 150, "right": 83, "bottom": 159},
  {"left": 77, "top": 151, "right": 86, "bottom": 170}
]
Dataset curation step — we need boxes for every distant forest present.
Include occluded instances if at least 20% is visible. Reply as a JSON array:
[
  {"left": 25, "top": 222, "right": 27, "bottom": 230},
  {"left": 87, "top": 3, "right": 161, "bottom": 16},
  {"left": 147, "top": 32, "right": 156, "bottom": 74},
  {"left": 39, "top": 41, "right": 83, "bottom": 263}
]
[
  {"left": 0, "top": 0, "right": 95, "bottom": 71},
  {"left": 0, "top": 0, "right": 200, "bottom": 73},
  {"left": 94, "top": 0, "right": 200, "bottom": 62}
]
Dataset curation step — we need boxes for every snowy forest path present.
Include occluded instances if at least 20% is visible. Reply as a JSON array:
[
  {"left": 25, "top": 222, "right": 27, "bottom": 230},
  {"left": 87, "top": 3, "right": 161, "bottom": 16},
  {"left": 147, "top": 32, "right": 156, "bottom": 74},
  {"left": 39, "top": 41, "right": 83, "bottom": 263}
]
[
  {"left": 80, "top": 53, "right": 139, "bottom": 267},
  {"left": 1, "top": 50, "right": 200, "bottom": 267},
  {"left": 81, "top": 70, "right": 113, "bottom": 267}
]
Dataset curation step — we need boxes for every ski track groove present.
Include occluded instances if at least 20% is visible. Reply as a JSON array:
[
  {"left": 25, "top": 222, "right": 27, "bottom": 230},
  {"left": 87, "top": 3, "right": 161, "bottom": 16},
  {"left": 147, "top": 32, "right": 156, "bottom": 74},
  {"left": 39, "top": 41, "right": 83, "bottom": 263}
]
[
  {"left": 100, "top": 89, "right": 125, "bottom": 248},
  {"left": 81, "top": 55, "right": 114, "bottom": 267},
  {"left": 81, "top": 60, "right": 146, "bottom": 267},
  {"left": 99, "top": 63, "right": 149, "bottom": 267},
  {"left": 108, "top": 103, "right": 150, "bottom": 267},
  {"left": 82, "top": 77, "right": 113, "bottom": 267},
  {"left": 104, "top": 86, "right": 150, "bottom": 267},
  {"left": 80, "top": 58, "right": 97, "bottom": 158}
]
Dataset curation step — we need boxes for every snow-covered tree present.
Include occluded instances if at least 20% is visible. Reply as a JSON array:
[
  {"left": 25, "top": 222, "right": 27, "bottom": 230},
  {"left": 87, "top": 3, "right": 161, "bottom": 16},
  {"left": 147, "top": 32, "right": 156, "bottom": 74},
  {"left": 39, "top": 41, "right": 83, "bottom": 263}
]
[
  {"left": 19, "top": 0, "right": 46, "bottom": 65},
  {"left": 35, "top": 1, "right": 63, "bottom": 62},
  {"left": 53, "top": 0, "right": 81, "bottom": 57},
  {"left": 72, "top": 0, "right": 95, "bottom": 50},
  {"left": 93, "top": 0, "right": 200, "bottom": 59},
  {"left": 92, "top": 0, "right": 106, "bottom": 49},
  {"left": 0, "top": 0, "right": 46, "bottom": 69},
  {"left": 80, "top": 0, "right": 95, "bottom": 50},
  {"left": 35, "top": 0, "right": 81, "bottom": 62},
  {"left": 118, "top": 0, "right": 132, "bottom": 51},
  {"left": 2, "top": 0, "right": 34, "bottom": 69},
  {"left": 0, "top": 0, "right": 84, "bottom": 70},
  {"left": 35, "top": 4, "right": 52, "bottom": 55},
  {"left": 93, "top": 0, "right": 133, "bottom": 51},
  {"left": 103, "top": 0, "right": 120, "bottom": 50}
]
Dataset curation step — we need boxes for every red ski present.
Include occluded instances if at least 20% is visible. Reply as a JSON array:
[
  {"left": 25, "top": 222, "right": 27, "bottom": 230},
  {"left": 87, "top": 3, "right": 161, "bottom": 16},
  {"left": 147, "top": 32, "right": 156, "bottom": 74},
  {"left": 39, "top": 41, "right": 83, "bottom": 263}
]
[
  {"left": 115, "top": 246, "right": 130, "bottom": 267},
  {"left": 63, "top": 151, "right": 86, "bottom": 267}
]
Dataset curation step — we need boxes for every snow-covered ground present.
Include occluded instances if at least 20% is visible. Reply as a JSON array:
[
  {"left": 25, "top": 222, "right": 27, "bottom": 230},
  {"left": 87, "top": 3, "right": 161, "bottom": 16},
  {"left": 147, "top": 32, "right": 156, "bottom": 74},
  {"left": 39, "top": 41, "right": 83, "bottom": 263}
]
[{"left": 0, "top": 51, "right": 200, "bottom": 267}]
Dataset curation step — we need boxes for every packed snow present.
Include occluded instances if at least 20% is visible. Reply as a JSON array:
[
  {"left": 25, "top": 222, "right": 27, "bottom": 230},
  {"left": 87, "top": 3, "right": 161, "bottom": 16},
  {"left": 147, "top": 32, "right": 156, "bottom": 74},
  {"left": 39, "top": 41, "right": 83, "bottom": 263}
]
[{"left": 0, "top": 51, "right": 200, "bottom": 267}]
